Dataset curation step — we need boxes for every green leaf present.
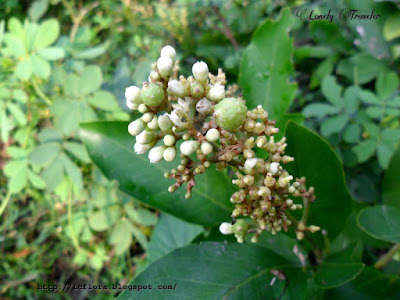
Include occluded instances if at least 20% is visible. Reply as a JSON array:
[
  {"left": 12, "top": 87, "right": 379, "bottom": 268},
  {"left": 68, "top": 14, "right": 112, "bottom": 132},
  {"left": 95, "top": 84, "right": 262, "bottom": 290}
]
[
  {"left": 4, "top": 33, "right": 26, "bottom": 58},
  {"left": 80, "top": 121, "right": 235, "bottom": 227},
  {"left": 63, "top": 74, "right": 81, "bottom": 98},
  {"left": 284, "top": 122, "right": 352, "bottom": 239},
  {"left": 0, "top": 111, "right": 10, "bottom": 143},
  {"left": 31, "top": 54, "right": 51, "bottom": 79},
  {"left": 321, "top": 75, "right": 343, "bottom": 108},
  {"left": 352, "top": 139, "right": 377, "bottom": 163},
  {"left": 320, "top": 115, "right": 349, "bottom": 137},
  {"left": 41, "top": 155, "right": 64, "bottom": 190},
  {"left": 109, "top": 219, "right": 133, "bottom": 255},
  {"left": 63, "top": 142, "right": 91, "bottom": 163},
  {"left": 325, "top": 267, "right": 400, "bottom": 300},
  {"left": 74, "top": 44, "right": 108, "bottom": 59},
  {"left": 7, "top": 102, "right": 26, "bottom": 126},
  {"left": 79, "top": 66, "right": 102, "bottom": 96},
  {"left": 7, "top": 160, "right": 28, "bottom": 193},
  {"left": 343, "top": 124, "right": 361, "bottom": 144},
  {"left": 15, "top": 59, "right": 33, "bottom": 81},
  {"left": 117, "top": 242, "right": 297, "bottom": 300},
  {"left": 61, "top": 153, "right": 83, "bottom": 190},
  {"left": 238, "top": 8, "right": 296, "bottom": 122},
  {"left": 147, "top": 213, "right": 203, "bottom": 263},
  {"left": 28, "top": 0, "right": 49, "bottom": 21},
  {"left": 358, "top": 90, "right": 380, "bottom": 105},
  {"left": 302, "top": 103, "right": 339, "bottom": 118},
  {"left": 383, "top": 12, "right": 400, "bottom": 41},
  {"left": 365, "top": 107, "right": 382, "bottom": 119},
  {"left": 29, "top": 142, "right": 60, "bottom": 165},
  {"left": 343, "top": 86, "right": 360, "bottom": 115},
  {"left": 28, "top": 169, "right": 46, "bottom": 189},
  {"left": 33, "top": 19, "right": 60, "bottom": 50},
  {"left": 383, "top": 146, "right": 400, "bottom": 207},
  {"left": 357, "top": 205, "right": 400, "bottom": 243},
  {"left": 130, "top": 225, "right": 149, "bottom": 250},
  {"left": 376, "top": 71, "right": 399, "bottom": 100},
  {"left": 38, "top": 47, "right": 65, "bottom": 60},
  {"left": 315, "top": 245, "right": 364, "bottom": 289},
  {"left": 88, "top": 90, "right": 119, "bottom": 111},
  {"left": 88, "top": 206, "right": 120, "bottom": 232},
  {"left": 126, "top": 207, "right": 158, "bottom": 226},
  {"left": 8, "top": 18, "right": 24, "bottom": 37}
]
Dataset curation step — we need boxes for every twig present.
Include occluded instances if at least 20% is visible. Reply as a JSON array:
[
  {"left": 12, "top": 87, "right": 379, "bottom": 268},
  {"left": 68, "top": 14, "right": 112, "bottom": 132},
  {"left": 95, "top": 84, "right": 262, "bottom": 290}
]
[
  {"left": 211, "top": 6, "right": 239, "bottom": 50},
  {"left": 69, "top": 1, "right": 100, "bottom": 41},
  {"left": 375, "top": 243, "right": 400, "bottom": 269},
  {"left": 0, "top": 190, "right": 12, "bottom": 218}
]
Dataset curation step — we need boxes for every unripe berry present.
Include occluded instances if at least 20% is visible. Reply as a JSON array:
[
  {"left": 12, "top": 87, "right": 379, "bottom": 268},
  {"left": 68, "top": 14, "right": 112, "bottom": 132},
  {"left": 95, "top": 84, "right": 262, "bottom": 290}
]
[
  {"left": 149, "top": 146, "right": 165, "bottom": 163},
  {"left": 180, "top": 140, "right": 200, "bottom": 156},
  {"left": 232, "top": 219, "right": 248, "bottom": 235},
  {"left": 158, "top": 114, "right": 173, "bottom": 132},
  {"left": 157, "top": 56, "right": 173, "bottom": 78},
  {"left": 125, "top": 86, "right": 141, "bottom": 104},
  {"left": 192, "top": 61, "right": 209, "bottom": 83},
  {"left": 141, "top": 83, "right": 164, "bottom": 107},
  {"left": 190, "top": 82, "right": 204, "bottom": 98},
  {"left": 128, "top": 119, "right": 146, "bottom": 136},
  {"left": 207, "top": 83, "right": 225, "bottom": 101},
  {"left": 205, "top": 128, "right": 220, "bottom": 142},
  {"left": 160, "top": 45, "right": 176, "bottom": 61},
  {"left": 163, "top": 147, "right": 177, "bottom": 162},
  {"left": 214, "top": 98, "right": 247, "bottom": 132},
  {"left": 163, "top": 134, "right": 175, "bottom": 146},
  {"left": 219, "top": 222, "right": 233, "bottom": 235},
  {"left": 200, "top": 142, "right": 213, "bottom": 155}
]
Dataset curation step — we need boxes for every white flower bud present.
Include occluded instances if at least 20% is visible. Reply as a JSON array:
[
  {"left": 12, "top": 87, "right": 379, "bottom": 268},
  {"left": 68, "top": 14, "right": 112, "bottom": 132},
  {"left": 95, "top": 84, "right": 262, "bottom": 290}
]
[
  {"left": 205, "top": 128, "right": 220, "bottom": 142},
  {"left": 163, "top": 134, "right": 175, "bottom": 146},
  {"left": 125, "top": 86, "right": 141, "bottom": 104},
  {"left": 269, "top": 162, "right": 280, "bottom": 175},
  {"left": 126, "top": 101, "right": 138, "bottom": 111},
  {"left": 160, "top": 45, "right": 176, "bottom": 61},
  {"left": 138, "top": 103, "right": 148, "bottom": 113},
  {"left": 163, "top": 147, "right": 176, "bottom": 162},
  {"left": 167, "top": 80, "right": 186, "bottom": 97},
  {"left": 136, "top": 130, "right": 156, "bottom": 144},
  {"left": 148, "top": 146, "right": 165, "bottom": 163},
  {"left": 169, "top": 108, "right": 189, "bottom": 127},
  {"left": 157, "top": 56, "right": 173, "bottom": 78},
  {"left": 200, "top": 142, "right": 213, "bottom": 155},
  {"left": 158, "top": 114, "right": 173, "bottom": 132},
  {"left": 196, "top": 98, "right": 212, "bottom": 115},
  {"left": 128, "top": 119, "right": 146, "bottom": 136},
  {"left": 180, "top": 140, "right": 200, "bottom": 156},
  {"left": 142, "top": 112, "right": 154, "bottom": 123},
  {"left": 149, "top": 71, "right": 161, "bottom": 82},
  {"left": 219, "top": 222, "right": 233, "bottom": 235},
  {"left": 207, "top": 84, "right": 225, "bottom": 101},
  {"left": 134, "top": 142, "right": 153, "bottom": 154},
  {"left": 244, "top": 158, "right": 258, "bottom": 173},
  {"left": 147, "top": 116, "right": 159, "bottom": 130},
  {"left": 192, "top": 61, "right": 209, "bottom": 83}
]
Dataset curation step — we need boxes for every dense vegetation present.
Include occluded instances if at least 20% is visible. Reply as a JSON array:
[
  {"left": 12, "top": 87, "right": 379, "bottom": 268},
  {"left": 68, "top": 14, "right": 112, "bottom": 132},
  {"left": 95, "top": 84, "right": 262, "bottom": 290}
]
[{"left": 1, "top": 0, "right": 400, "bottom": 299}]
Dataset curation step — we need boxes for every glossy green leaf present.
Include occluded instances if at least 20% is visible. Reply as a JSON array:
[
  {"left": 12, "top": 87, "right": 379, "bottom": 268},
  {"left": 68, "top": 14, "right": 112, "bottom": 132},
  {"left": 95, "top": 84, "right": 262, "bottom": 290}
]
[
  {"left": 238, "top": 8, "right": 296, "bottom": 122},
  {"left": 80, "top": 121, "right": 235, "bottom": 227},
  {"left": 147, "top": 213, "right": 203, "bottom": 263},
  {"left": 325, "top": 267, "right": 400, "bottom": 300},
  {"left": 33, "top": 19, "right": 59, "bottom": 50},
  {"left": 357, "top": 205, "right": 400, "bottom": 243},
  {"left": 284, "top": 122, "right": 352, "bottom": 239},
  {"left": 383, "top": 146, "right": 400, "bottom": 207},
  {"left": 117, "top": 242, "right": 299, "bottom": 300}
]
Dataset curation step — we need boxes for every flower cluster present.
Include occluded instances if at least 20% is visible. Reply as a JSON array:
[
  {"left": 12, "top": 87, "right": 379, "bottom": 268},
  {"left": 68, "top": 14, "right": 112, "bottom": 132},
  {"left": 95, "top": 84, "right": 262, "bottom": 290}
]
[{"left": 126, "top": 45, "right": 319, "bottom": 243}]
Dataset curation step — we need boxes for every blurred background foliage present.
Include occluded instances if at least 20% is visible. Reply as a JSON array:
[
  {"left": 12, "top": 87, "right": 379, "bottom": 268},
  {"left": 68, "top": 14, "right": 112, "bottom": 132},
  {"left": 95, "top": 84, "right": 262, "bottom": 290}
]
[{"left": 0, "top": 0, "right": 399, "bottom": 299}]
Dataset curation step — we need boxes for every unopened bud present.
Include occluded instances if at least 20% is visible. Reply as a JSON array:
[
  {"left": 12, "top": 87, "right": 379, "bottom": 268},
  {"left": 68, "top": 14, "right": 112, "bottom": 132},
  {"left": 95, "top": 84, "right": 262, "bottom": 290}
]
[
  {"left": 163, "top": 134, "right": 175, "bottom": 146},
  {"left": 125, "top": 86, "right": 141, "bottom": 104},
  {"left": 160, "top": 45, "right": 176, "bottom": 61},
  {"left": 196, "top": 98, "right": 212, "bottom": 115},
  {"left": 163, "top": 147, "right": 177, "bottom": 162},
  {"left": 269, "top": 162, "right": 280, "bottom": 175},
  {"left": 200, "top": 142, "right": 213, "bottom": 155},
  {"left": 167, "top": 80, "right": 186, "bottom": 97},
  {"left": 205, "top": 128, "right": 220, "bottom": 142},
  {"left": 219, "top": 222, "right": 233, "bottom": 235},
  {"left": 157, "top": 56, "right": 173, "bottom": 78},
  {"left": 207, "top": 83, "right": 225, "bottom": 101},
  {"left": 158, "top": 114, "right": 173, "bottom": 132},
  {"left": 192, "top": 61, "right": 209, "bottom": 83},
  {"left": 148, "top": 146, "right": 165, "bottom": 163},
  {"left": 190, "top": 82, "right": 204, "bottom": 98},
  {"left": 128, "top": 119, "right": 146, "bottom": 136},
  {"left": 244, "top": 158, "right": 258, "bottom": 173},
  {"left": 136, "top": 130, "right": 156, "bottom": 144},
  {"left": 180, "top": 140, "right": 200, "bottom": 156}
]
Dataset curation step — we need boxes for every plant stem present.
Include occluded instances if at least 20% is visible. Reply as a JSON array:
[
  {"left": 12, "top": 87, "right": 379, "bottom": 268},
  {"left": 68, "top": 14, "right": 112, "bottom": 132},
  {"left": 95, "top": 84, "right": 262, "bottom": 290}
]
[
  {"left": 375, "top": 243, "right": 400, "bottom": 269},
  {"left": 0, "top": 190, "right": 12, "bottom": 218},
  {"left": 300, "top": 196, "right": 310, "bottom": 226},
  {"left": 32, "top": 78, "right": 52, "bottom": 106},
  {"left": 67, "top": 189, "right": 81, "bottom": 252}
]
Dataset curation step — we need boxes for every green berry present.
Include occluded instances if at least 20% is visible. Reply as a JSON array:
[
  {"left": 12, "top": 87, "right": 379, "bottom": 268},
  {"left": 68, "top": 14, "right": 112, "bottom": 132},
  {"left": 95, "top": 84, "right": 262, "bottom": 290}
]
[
  {"left": 232, "top": 219, "right": 248, "bottom": 235},
  {"left": 214, "top": 98, "right": 247, "bottom": 131},
  {"left": 141, "top": 83, "right": 164, "bottom": 107}
]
